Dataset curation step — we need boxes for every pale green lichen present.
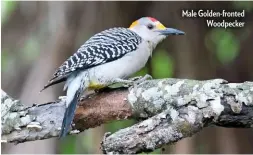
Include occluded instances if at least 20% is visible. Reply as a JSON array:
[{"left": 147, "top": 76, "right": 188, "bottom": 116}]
[
  {"left": 70, "top": 129, "right": 80, "bottom": 134},
  {"left": 164, "top": 80, "right": 184, "bottom": 96},
  {"left": 2, "top": 111, "right": 33, "bottom": 134},
  {"left": 136, "top": 88, "right": 143, "bottom": 97},
  {"left": 236, "top": 92, "right": 253, "bottom": 106},
  {"left": 186, "top": 106, "right": 198, "bottom": 124},
  {"left": 19, "top": 115, "right": 32, "bottom": 126},
  {"left": 142, "top": 87, "right": 164, "bottom": 110},
  {"left": 58, "top": 96, "right": 66, "bottom": 100},
  {"left": 158, "top": 80, "right": 165, "bottom": 88},
  {"left": 159, "top": 112, "right": 167, "bottom": 119},
  {"left": 142, "top": 87, "right": 160, "bottom": 101},
  {"left": 177, "top": 121, "right": 193, "bottom": 136},
  {"left": 27, "top": 122, "right": 42, "bottom": 131},
  {"left": 200, "top": 80, "right": 224, "bottom": 98},
  {"left": 228, "top": 83, "right": 240, "bottom": 88},
  {"left": 127, "top": 89, "right": 138, "bottom": 107},
  {"left": 164, "top": 80, "right": 185, "bottom": 102},
  {"left": 1, "top": 90, "right": 7, "bottom": 97},
  {"left": 209, "top": 97, "right": 224, "bottom": 116},
  {"left": 137, "top": 118, "right": 158, "bottom": 132},
  {"left": 197, "top": 94, "right": 209, "bottom": 105},
  {"left": 169, "top": 108, "right": 179, "bottom": 121},
  {"left": 2, "top": 96, "right": 32, "bottom": 134},
  {"left": 1, "top": 139, "right": 7, "bottom": 143},
  {"left": 227, "top": 99, "right": 243, "bottom": 113},
  {"left": 177, "top": 97, "right": 186, "bottom": 106},
  {"left": 1, "top": 98, "right": 13, "bottom": 117},
  {"left": 193, "top": 84, "right": 199, "bottom": 91},
  {"left": 248, "top": 96, "right": 252, "bottom": 104}
]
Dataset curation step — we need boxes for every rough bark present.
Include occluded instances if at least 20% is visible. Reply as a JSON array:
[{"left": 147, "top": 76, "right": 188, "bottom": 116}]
[
  {"left": 1, "top": 78, "right": 253, "bottom": 153},
  {"left": 101, "top": 79, "right": 253, "bottom": 154},
  {"left": 1, "top": 89, "right": 132, "bottom": 143}
]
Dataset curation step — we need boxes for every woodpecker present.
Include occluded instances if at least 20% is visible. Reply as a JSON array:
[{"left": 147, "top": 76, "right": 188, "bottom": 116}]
[{"left": 41, "top": 17, "right": 185, "bottom": 138}]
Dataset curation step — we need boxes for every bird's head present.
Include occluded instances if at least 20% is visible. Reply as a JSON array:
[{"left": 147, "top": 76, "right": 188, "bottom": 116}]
[{"left": 129, "top": 17, "right": 185, "bottom": 46}]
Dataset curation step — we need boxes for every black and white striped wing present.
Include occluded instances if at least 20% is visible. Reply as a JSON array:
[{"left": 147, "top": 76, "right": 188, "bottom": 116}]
[{"left": 42, "top": 28, "right": 142, "bottom": 90}]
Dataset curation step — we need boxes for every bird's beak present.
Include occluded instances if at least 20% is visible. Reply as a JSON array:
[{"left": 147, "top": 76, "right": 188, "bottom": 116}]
[{"left": 157, "top": 28, "right": 185, "bottom": 36}]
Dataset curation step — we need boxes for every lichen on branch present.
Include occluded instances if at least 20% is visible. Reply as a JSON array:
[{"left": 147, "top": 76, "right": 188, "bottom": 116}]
[
  {"left": 102, "top": 79, "right": 253, "bottom": 154},
  {"left": 1, "top": 78, "right": 253, "bottom": 154}
]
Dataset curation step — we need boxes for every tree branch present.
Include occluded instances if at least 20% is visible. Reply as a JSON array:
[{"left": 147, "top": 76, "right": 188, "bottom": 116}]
[
  {"left": 1, "top": 88, "right": 132, "bottom": 143},
  {"left": 101, "top": 79, "right": 253, "bottom": 154},
  {"left": 1, "top": 78, "right": 253, "bottom": 154}
]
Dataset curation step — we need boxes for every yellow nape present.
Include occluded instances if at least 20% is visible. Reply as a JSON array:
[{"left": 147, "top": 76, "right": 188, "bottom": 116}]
[
  {"left": 129, "top": 20, "right": 138, "bottom": 29},
  {"left": 157, "top": 23, "right": 166, "bottom": 30},
  {"left": 88, "top": 81, "right": 106, "bottom": 90}
]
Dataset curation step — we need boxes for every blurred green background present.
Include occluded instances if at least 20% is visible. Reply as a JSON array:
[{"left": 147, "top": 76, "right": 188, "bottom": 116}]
[{"left": 1, "top": 1, "right": 253, "bottom": 154}]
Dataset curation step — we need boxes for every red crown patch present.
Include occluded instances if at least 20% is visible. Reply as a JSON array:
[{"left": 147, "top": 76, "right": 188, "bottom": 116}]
[{"left": 148, "top": 17, "right": 158, "bottom": 22}]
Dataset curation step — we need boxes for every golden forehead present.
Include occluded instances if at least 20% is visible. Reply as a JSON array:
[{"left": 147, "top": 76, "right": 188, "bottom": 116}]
[
  {"left": 156, "top": 22, "right": 166, "bottom": 30},
  {"left": 129, "top": 20, "right": 166, "bottom": 30},
  {"left": 129, "top": 20, "right": 138, "bottom": 28}
]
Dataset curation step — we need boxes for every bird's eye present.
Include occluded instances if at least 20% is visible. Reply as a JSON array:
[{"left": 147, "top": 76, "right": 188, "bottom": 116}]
[{"left": 147, "top": 24, "right": 154, "bottom": 30}]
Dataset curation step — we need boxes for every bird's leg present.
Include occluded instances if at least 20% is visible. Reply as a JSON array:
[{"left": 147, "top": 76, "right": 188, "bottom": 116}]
[
  {"left": 130, "top": 74, "right": 153, "bottom": 91},
  {"left": 113, "top": 78, "right": 134, "bottom": 87},
  {"left": 94, "top": 75, "right": 153, "bottom": 92},
  {"left": 131, "top": 74, "right": 153, "bottom": 84},
  {"left": 128, "top": 76, "right": 143, "bottom": 81},
  {"left": 112, "top": 74, "right": 153, "bottom": 90},
  {"left": 95, "top": 79, "right": 133, "bottom": 92}
]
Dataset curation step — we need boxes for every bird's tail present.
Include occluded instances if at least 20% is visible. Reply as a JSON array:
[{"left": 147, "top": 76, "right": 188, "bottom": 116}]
[{"left": 59, "top": 90, "right": 80, "bottom": 138}]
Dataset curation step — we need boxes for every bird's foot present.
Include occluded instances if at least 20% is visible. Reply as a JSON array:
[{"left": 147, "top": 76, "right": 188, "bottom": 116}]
[
  {"left": 130, "top": 74, "right": 153, "bottom": 84},
  {"left": 130, "top": 74, "right": 153, "bottom": 91},
  {"left": 112, "top": 74, "right": 152, "bottom": 90},
  {"left": 112, "top": 78, "right": 134, "bottom": 88}
]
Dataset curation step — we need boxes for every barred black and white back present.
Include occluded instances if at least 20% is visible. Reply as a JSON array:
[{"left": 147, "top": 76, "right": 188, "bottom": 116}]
[{"left": 41, "top": 28, "right": 142, "bottom": 91}]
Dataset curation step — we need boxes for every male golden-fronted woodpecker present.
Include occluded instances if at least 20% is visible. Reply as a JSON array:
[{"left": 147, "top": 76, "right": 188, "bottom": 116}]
[{"left": 41, "top": 17, "right": 185, "bottom": 138}]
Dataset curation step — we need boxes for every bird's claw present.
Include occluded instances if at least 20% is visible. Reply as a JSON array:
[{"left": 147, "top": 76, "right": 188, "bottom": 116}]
[
  {"left": 129, "top": 74, "right": 152, "bottom": 82},
  {"left": 137, "top": 74, "right": 152, "bottom": 82},
  {"left": 128, "top": 76, "right": 143, "bottom": 81},
  {"left": 127, "top": 74, "right": 153, "bottom": 91},
  {"left": 109, "top": 74, "right": 152, "bottom": 89}
]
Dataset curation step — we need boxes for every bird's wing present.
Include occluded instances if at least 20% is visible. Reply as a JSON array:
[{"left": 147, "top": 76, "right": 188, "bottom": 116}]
[{"left": 41, "top": 28, "right": 142, "bottom": 91}]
